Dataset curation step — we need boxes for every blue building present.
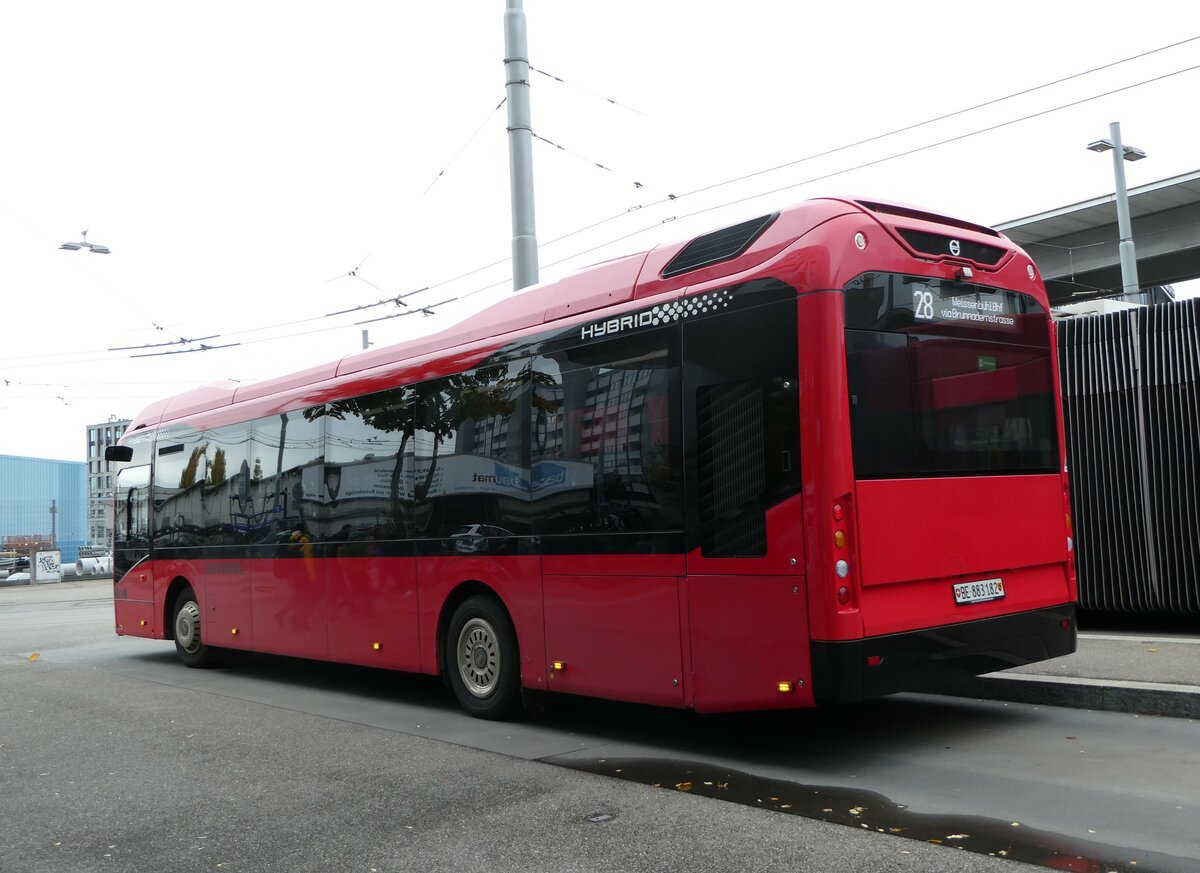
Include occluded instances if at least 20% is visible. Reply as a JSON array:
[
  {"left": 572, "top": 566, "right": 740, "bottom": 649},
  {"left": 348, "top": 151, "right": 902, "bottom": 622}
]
[{"left": 0, "top": 455, "right": 87, "bottom": 563}]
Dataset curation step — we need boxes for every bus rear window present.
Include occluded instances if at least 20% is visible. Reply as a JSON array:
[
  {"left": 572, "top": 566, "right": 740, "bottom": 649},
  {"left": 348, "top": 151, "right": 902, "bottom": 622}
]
[{"left": 843, "top": 273, "right": 1058, "bottom": 478}]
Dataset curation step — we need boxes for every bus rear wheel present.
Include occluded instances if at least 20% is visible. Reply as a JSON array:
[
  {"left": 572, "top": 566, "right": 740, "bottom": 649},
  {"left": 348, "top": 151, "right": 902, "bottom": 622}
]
[
  {"left": 445, "top": 595, "right": 520, "bottom": 720},
  {"left": 173, "top": 587, "right": 217, "bottom": 668}
]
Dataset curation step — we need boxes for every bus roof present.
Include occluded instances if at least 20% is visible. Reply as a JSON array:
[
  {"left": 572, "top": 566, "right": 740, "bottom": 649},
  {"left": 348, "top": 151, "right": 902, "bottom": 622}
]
[{"left": 125, "top": 197, "right": 1019, "bottom": 435}]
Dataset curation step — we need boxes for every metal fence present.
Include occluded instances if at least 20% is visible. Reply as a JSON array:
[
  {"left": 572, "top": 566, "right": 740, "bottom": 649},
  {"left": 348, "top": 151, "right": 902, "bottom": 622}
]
[{"left": 1057, "top": 298, "right": 1200, "bottom": 613}]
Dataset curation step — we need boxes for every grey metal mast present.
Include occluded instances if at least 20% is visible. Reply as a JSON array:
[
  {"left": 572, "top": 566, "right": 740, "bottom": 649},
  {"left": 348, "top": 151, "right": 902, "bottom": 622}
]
[
  {"left": 504, "top": 0, "right": 539, "bottom": 291},
  {"left": 1108, "top": 121, "right": 1141, "bottom": 297}
]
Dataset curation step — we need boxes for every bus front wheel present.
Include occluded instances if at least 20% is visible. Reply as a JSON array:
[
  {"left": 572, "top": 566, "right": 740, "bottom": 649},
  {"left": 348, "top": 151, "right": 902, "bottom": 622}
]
[
  {"left": 444, "top": 595, "right": 520, "bottom": 720},
  {"left": 173, "top": 587, "right": 217, "bottom": 668}
]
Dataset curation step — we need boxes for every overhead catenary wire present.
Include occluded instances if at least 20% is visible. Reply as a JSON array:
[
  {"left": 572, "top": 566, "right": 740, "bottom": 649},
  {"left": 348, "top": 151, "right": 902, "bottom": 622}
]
[
  {"left": 130, "top": 342, "right": 242, "bottom": 359},
  {"left": 537, "top": 60, "right": 1200, "bottom": 273},
  {"left": 3, "top": 41, "right": 1199, "bottom": 374},
  {"left": 423, "top": 97, "right": 508, "bottom": 195},
  {"left": 128, "top": 37, "right": 1200, "bottom": 350},
  {"left": 108, "top": 334, "right": 221, "bottom": 352},
  {"left": 528, "top": 66, "right": 646, "bottom": 116},
  {"left": 538, "top": 35, "right": 1200, "bottom": 251},
  {"left": 326, "top": 287, "right": 428, "bottom": 318},
  {"left": 355, "top": 297, "right": 460, "bottom": 326},
  {"left": 533, "top": 133, "right": 614, "bottom": 174}
]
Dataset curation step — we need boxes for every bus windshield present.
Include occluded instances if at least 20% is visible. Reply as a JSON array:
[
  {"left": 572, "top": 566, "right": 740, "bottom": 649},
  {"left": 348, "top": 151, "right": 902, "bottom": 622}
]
[{"left": 843, "top": 272, "right": 1058, "bottom": 479}]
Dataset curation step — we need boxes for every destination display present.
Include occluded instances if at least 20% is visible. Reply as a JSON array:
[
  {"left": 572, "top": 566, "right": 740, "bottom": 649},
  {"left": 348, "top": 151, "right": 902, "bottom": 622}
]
[{"left": 844, "top": 273, "right": 1045, "bottom": 336}]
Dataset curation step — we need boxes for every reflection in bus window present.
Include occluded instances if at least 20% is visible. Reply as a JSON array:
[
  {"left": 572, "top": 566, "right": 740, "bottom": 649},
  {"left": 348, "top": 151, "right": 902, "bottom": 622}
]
[
  {"left": 412, "top": 362, "right": 531, "bottom": 541},
  {"left": 532, "top": 331, "right": 682, "bottom": 540},
  {"left": 247, "top": 409, "right": 324, "bottom": 544},
  {"left": 322, "top": 386, "right": 413, "bottom": 540},
  {"left": 114, "top": 464, "right": 150, "bottom": 578}
]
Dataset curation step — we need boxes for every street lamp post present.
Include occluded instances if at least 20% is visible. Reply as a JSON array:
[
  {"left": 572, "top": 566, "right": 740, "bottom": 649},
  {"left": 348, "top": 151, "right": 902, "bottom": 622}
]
[
  {"left": 59, "top": 229, "right": 111, "bottom": 254},
  {"left": 1086, "top": 122, "right": 1146, "bottom": 297}
]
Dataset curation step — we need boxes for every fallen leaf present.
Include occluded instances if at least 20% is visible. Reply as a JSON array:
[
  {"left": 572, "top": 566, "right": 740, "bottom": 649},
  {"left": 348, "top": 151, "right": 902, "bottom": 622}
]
[
  {"left": 675, "top": 782, "right": 693, "bottom": 792},
  {"left": 28, "top": 653, "right": 40, "bottom": 662},
  {"left": 947, "top": 833, "right": 970, "bottom": 840},
  {"left": 849, "top": 807, "right": 865, "bottom": 815}
]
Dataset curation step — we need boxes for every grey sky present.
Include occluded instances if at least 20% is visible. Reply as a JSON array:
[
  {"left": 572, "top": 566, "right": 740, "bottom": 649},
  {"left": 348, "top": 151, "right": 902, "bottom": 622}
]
[{"left": 2, "top": 1, "right": 1198, "bottom": 460}]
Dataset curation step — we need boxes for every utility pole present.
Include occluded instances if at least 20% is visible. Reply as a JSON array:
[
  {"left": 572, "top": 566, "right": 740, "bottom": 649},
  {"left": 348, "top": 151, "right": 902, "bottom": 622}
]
[
  {"left": 1108, "top": 122, "right": 1141, "bottom": 297},
  {"left": 504, "top": 0, "right": 539, "bottom": 291},
  {"left": 1087, "top": 121, "right": 1146, "bottom": 297}
]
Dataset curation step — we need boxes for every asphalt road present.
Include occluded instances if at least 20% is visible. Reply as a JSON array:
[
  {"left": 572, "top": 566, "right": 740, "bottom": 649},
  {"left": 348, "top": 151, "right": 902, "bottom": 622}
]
[{"left": 2, "top": 580, "right": 1197, "bottom": 873}]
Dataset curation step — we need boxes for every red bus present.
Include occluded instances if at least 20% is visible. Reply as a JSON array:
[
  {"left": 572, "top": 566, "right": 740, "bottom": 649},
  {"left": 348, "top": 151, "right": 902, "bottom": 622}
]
[{"left": 107, "top": 197, "right": 1076, "bottom": 719}]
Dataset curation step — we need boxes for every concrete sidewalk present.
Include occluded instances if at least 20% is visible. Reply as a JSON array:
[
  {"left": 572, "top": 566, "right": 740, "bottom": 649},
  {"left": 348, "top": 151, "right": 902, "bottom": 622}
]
[
  {"left": 3, "top": 578, "right": 1196, "bottom": 718},
  {"left": 925, "top": 631, "right": 1200, "bottom": 719}
]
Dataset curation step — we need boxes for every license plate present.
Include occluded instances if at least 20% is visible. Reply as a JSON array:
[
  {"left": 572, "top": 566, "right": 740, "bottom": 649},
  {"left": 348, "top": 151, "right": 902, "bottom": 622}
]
[{"left": 954, "top": 577, "right": 1005, "bottom": 605}]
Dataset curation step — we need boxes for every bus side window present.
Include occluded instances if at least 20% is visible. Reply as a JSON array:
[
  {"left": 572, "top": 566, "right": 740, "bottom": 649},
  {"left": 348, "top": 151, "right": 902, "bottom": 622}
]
[
  {"left": 531, "top": 330, "right": 683, "bottom": 542},
  {"left": 682, "top": 291, "right": 801, "bottom": 558},
  {"left": 116, "top": 465, "right": 150, "bottom": 544},
  {"left": 411, "top": 361, "right": 532, "bottom": 541}
]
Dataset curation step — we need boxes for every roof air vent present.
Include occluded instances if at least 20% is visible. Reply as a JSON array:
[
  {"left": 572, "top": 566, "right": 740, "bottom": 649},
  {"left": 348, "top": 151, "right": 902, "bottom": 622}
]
[{"left": 662, "top": 213, "right": 778, "bottom": 278}]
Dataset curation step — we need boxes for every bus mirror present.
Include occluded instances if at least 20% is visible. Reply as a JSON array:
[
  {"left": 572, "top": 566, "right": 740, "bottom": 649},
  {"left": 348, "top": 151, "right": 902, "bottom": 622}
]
[{"left": 105, "top": 445, "right": 134, "bottom": 462}]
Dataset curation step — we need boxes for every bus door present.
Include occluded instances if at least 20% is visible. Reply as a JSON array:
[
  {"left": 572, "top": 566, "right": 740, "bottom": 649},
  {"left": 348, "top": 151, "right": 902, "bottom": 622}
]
[
  {"left": 532, "top": 326, "right": 688, "bottom": 708},
  {"left": 681, "top": 282, "right": 808, "bottom": 710}
]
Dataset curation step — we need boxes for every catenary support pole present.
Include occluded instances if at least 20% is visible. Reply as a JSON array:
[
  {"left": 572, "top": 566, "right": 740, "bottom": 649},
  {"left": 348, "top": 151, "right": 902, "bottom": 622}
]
[{"left": 504, "top": 0, "right": 539, "bottom": 291}]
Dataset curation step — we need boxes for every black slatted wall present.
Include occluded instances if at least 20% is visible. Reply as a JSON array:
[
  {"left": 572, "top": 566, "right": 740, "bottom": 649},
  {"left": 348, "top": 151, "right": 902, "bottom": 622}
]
[{"left": 1057, "top": 298, "right": 1200, "bottom": 613}]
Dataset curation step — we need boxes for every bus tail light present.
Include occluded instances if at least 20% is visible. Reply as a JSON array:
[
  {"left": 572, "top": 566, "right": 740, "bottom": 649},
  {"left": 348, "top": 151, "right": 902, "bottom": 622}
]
[{"left": 832, "top": 495, "right": 858, "bottom": 612}]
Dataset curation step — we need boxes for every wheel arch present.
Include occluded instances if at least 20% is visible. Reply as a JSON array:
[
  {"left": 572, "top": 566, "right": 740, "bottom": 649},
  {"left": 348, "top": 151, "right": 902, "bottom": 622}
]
[
  {"left": 162, "top": 576, "right": 194, "bottom": 641},
  {"left": 436, "top": 579, "right": 513, "bottom": 680}
]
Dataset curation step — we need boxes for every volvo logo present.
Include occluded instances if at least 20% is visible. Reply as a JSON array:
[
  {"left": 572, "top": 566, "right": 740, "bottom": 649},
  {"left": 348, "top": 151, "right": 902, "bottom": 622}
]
[{"left": 949, "top": 239, "right": 962, "bottom": 257}]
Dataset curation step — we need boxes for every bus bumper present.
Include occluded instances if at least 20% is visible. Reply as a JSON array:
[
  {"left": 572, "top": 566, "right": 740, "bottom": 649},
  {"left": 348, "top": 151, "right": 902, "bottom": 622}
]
[{"left": 809, "top": 603, "right": 1077, "bottom": 705}]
